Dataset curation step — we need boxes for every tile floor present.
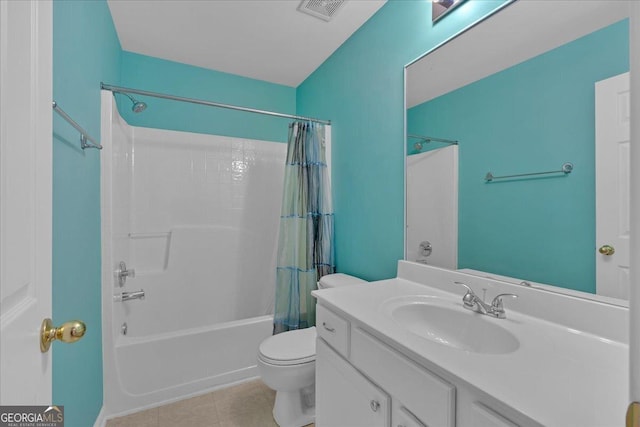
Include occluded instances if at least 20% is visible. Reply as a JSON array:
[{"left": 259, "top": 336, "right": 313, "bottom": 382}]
[{"left": 105, "top": 379, "right": 315, "bottom": 427}]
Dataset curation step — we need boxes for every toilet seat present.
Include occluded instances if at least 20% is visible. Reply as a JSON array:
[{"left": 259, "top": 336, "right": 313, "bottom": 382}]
[{"left": 258, "top": 327, "right": 316, "bottom": 366}]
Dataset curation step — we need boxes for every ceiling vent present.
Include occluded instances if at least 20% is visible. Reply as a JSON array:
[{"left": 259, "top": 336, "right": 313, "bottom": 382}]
[{"left": 297, "top": 0, "right": 346, "bottom": 22}]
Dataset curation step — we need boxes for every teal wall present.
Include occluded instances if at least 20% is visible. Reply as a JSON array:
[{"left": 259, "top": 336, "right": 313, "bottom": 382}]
[
  {"left": 119, "top": 52, "right": 296, "bottom": 143},
  {"left": 52, "top": 3, "right": 297, "bottom": 424},
  {"left": 52, "top": 1, "right": 121, "bottom": 426},
  {"left": 297, "top": 0, "right": 508, "bottom": 280},
  {"left": 407, "top": 20, "right": 629, "bottom": 293},
  {"left": 49, "top": 0, "right": 528, "bottom": 422}
]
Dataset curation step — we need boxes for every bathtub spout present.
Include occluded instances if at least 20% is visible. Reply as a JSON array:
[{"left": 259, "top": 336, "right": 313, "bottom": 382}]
[{"left": 115, "top": 290, "right": 145, "bottom": 302}]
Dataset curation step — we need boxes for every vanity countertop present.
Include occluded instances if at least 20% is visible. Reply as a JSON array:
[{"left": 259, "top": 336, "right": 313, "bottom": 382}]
[{"left": 313, "top": 276, "right": 628, "bottom": 427}]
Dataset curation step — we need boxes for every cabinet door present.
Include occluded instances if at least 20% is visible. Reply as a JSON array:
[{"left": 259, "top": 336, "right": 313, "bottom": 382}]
[{"left": 316, "top": 338, "right": 390, "bottom": 427}]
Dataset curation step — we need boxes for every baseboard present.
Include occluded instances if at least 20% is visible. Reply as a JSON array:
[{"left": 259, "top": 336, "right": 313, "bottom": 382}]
[{"left": 93, "top": 406, "right": 107, "bottom": 427}]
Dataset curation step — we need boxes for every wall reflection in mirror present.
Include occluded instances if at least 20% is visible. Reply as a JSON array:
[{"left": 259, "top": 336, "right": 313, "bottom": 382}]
[{"left": 405, "top": 1, "right": 630, "bottom": 302}]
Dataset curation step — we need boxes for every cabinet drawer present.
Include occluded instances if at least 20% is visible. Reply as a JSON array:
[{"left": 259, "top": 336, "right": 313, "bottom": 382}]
[
  {"left": 317, "top": 304, "right": 350, "bottom": 357},
  {"left": 351, "top": 327, "right": 456, "bottom": 427}
]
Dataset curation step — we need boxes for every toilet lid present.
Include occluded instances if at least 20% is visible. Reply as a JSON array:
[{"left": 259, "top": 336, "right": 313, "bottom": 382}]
[{"left": 258, "top": 327, "right": 316, "bottom": 366}]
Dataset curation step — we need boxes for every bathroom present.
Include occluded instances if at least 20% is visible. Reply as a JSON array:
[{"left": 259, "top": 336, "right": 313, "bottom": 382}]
[{"left": 2, "top": 0, "right": 640, "bottom": 426}]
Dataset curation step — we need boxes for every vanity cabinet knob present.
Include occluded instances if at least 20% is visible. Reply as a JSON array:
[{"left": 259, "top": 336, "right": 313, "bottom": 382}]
[
  {"left": 370, "top": 400, "right": 380, "bottom": 412},
  {"left": 322, "top": 322, "right": 335, "bottom": 333}
]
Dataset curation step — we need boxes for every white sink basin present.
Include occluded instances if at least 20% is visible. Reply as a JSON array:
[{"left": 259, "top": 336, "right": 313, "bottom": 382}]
[{"left": 381, "top": 296, "right": 520, "bottom": 354}]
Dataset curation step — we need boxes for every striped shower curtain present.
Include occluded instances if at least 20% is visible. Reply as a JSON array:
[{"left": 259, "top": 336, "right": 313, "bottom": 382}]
[{"left": 273, "top": 121, "right": 335, "bottom": 334}]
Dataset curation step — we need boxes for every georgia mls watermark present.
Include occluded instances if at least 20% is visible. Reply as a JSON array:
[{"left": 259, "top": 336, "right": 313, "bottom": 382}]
[{"left": 0, "top": 406, "right": 64, "bottom": 427}]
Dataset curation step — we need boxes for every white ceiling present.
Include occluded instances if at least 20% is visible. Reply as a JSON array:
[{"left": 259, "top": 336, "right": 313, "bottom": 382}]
[
  {"left": 407, "top": 0, "right": 630, "bottom": 108},
  {"left": 107, "top": 0, "right": 386, "bottom": 88}
]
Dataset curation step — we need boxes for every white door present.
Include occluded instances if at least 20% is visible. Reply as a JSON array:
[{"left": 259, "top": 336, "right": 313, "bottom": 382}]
[
  {"left": 0, "top": 0, "right": 53, "bottom": 404},
  {"left": 595, "top": 72, "right": 630, "bottom": 300}
]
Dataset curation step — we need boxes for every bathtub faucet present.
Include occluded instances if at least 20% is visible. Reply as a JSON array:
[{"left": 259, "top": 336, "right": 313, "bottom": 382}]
[{"left": 115, "top": 290, "right": 145, "bottom": 302}]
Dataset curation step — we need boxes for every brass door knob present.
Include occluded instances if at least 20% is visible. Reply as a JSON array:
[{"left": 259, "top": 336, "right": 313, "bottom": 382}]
[
  {"left": 40, "top": 318, "right": 86, "bottom": 353},
  {"left": 599, "top": 245, "right": 615, "bottom": 256},
  {"left": 627, "top": 402, "right": 640, "bottom": 427}
]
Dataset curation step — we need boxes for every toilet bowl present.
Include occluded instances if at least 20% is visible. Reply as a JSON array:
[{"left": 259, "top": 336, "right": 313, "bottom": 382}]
[
  {"left": 258, "top": 327, "right": 316, "bottom": 427},
  {"left": 257, "top": 273, "right": 366, "bottom": 427}
]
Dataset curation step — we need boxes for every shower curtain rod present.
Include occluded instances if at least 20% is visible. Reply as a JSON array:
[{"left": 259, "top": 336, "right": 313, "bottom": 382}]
[
  {"left": 100, "top": 83, "right": 331, "bottom": 125},
  {"left": 408, "top": 134, "right": 458, "bottom": 145}
]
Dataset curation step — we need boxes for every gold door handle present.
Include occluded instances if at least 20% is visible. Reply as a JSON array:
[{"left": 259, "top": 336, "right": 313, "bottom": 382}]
[
  {"left": 627, "top": 402, "right": 640, "bottom": 427},
  {"left": 599, "top": 245, "right": 615, "bottom": 256},
  {"left": 40, "top": 318, "right": 86, "bottom": 353}
]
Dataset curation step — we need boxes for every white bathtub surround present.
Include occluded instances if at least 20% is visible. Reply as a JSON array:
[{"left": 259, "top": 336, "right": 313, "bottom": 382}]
[
  {"left": 313, "top": 261, "right": 628, "bottom": 426},
  {"left": 101, "top": 92, "right": 286, "bottom": 417},
  {"left": 406, "top": 145, "right": 458, "bottom": 268}
]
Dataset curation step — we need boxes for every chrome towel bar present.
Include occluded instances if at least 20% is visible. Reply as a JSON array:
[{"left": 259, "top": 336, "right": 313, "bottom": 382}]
[
  {"left": 485, "top": 162, "right": 573, "bottom": 182},
  {"left": 52, "top": 101, "right": 102, "bottom": 150}
]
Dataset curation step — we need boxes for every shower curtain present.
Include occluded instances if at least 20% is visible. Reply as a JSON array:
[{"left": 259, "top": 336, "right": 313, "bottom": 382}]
[{"left": 274, "top": 121, "right": 334, "bottom": 334}]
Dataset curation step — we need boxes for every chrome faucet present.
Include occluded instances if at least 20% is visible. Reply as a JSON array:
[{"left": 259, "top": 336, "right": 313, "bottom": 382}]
[{"left": 455, "top": 282, "right": 517, "bottom": 319}]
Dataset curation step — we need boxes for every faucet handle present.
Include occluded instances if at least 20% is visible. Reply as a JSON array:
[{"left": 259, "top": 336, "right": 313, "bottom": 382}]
[
  {"left": 490, "top": 293, "right": 518, "bottom": 317},
  {"left": 454, "top": 281, "right": 476, "bottom": 307},
  {"left": 454, "top": 281, "right": 473, "bottom": 294}
]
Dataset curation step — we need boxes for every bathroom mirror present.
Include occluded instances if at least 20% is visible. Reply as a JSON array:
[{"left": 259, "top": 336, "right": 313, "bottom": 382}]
[{"left": 405, "top": 1, "right": 631, "bottom": 303}]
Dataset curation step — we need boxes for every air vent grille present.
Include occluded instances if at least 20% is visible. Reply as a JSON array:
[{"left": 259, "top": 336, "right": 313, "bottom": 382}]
[{"left": 298, "top": 0, "right": 346, "bottom": 22}]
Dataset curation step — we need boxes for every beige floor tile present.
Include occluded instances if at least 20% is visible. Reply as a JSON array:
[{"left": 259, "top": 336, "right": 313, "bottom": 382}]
[
  {"left": 107, "top": 379, "right": 297, "bottom": 427},
  {"left": 212, "top": 379, "right": 274, "bottom": 402},
  {"left": 106, "top": 407, "right": 158, "bottom": 427},
  {"left": 215, "top": 389, "right": 274, "bottom": 421},
  {"left": 219, "top": 410, "right": 278, "bottom": 427},
  {"left": 215, "top": 380, "right": 276, "bottom": 421},
  {"left": 158, "top": 393, "right": 220, "bottom": 427}
]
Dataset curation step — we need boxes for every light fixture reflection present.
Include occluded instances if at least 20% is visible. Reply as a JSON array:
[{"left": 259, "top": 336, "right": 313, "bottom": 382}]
[{"left": 432, "top": 0, "right": 466, "bottom": 23}]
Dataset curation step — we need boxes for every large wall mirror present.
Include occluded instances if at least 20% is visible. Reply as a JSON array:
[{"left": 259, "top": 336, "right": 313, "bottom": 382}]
[{"left": 405, "top": 1, "right": 631, "bottom": 304}]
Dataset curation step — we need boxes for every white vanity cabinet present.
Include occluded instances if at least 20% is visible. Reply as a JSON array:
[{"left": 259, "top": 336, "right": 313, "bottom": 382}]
[
  {"left": 316, "top": 303, "right": 532, "bottom": 427},
  {"left": 468, "top": 402, "right": 519, "bottom": 427},
  {"left": 350, "top": 326, "right": 456, "bottom": 427},
  {"left": 392, "top": 403, "right": 427, "bottom": 427},
  {"left": 316, "top": 338, "right": 390, "bottom": 426}
]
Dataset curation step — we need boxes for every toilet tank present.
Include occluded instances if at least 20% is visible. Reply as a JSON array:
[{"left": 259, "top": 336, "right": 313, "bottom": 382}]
[{"left": 317, "top": 273, "right": 367, "bottom": 290}]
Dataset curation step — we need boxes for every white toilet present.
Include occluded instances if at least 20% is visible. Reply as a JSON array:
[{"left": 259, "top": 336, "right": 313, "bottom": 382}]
[{"left": 258, "top": 273, "right": 366, "bottom": 427}]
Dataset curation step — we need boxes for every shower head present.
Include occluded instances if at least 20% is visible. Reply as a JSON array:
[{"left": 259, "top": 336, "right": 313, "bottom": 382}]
[
  {"left": 132, "top": 100, "right": 147, "bottom": 113},
  {"left": 119, "top": 92, "right": 147, "bottom": 113}
]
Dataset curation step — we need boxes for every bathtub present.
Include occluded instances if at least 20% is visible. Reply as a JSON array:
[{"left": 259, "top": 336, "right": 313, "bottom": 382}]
[
  {"left": 100, "top": 91, "right": 285, "bottom": 417},
  {"left": 106, "top": 315, "right": 272, "bottom": 414}
]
